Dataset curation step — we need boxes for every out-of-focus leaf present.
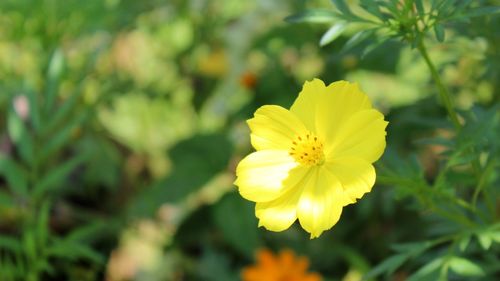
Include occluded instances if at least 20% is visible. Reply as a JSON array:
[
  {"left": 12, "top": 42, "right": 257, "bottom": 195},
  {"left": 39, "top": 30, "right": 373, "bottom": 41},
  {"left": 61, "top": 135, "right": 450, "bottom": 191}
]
[
  {"left": 458, "top": 235, "right": 471, "bottom": 252},
  {"left": 47, "top": 239, "right": 104, "bottom": 264},
  {"left": 363, "top": 254, "right": 409, "bottom": 280},
  {"left": 39, "top": 110, "right": 87, "bottom": 162},
  {"left": 320, "top": 22, "right": 347, "bottom": 46},
  {"left": 434, "top": 24, "right": 445, "bottom": 42},
  {"left": 130, "top": 133, "right": 232, "bottom": 217},
  {"left": 212, "top": 192, "right": 261, "bottom": 258},
  {"left": 0, "top": 191, "right": 13, "bottom": 207},
  {"left": 285, "top": 9, "right": 338, "bottom": 24},
  {"left": 407, "top": 258, "right": 443, "bottom": 281},
  {"left": 477, "top": 232, "right": 492, "bottom": 250},
  {"left": 360, "top": 0, "right": 384, "bottom": 19},
  {"left": 415, "top": 0, "right": 425, "bottom": 17},
  {"left": 331, "top": 0, "right": 353, "bottom": 16},
  {"left": 448, "top": 6, "right": 500, "bottom": 20},
  {"left": 34, "top": 154, "right": 86, "bottom": 197},
  {"left": 449, "top": 257, "right": 485, "bottom": 277},
  {"left": 45, "top": 48, "right": 65, "bottom": 113},
  {"left": 0, "top": 235, "right": 22, "bottom": 253},
  {"left": 0, "top": 155, "right": 28, "bottom": 196},
  {"left": 341, "top": 29, "right": 374, "bottom": 53},
  {"left": 7, "top": 106, "right": 34, "bottom": 165}
]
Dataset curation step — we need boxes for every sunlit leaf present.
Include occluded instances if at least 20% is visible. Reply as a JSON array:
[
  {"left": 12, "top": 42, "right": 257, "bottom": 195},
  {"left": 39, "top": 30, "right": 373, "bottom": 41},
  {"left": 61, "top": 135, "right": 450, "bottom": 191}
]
[
  {"left": 449, "top": 257, "right": 485, "bottom": 277},
  {"left": 285, "top": 9, "right": 338, "bottom": 24},
  {"left": 319, "top": 22, "right": 347, "bottom": 46}
]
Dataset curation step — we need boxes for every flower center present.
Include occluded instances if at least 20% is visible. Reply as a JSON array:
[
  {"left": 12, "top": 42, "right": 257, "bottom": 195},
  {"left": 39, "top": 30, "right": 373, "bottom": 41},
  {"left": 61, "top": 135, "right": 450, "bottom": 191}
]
[{"left": 289, "top": 132, "right": 324, "bottom": 166}]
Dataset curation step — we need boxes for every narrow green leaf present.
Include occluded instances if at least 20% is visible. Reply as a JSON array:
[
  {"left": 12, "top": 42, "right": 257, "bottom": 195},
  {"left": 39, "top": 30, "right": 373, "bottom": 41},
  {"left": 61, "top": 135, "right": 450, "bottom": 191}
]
[
  {"left": 415, "top": 0, "right": 425, "bottom": 17},
  {"left": 47, "top": 239, "right": 104, "bottom": 263},
  {"left": 25, "top": 91, "right": 41, "bottom": 133},
  {"left": 43, "top": 90, "right": 84, "bottom": 134},
  {"left": 359, "top": 0, "right": 384, "bottom": 19},
  {"left": 458, "top": 235, "right": 471, "bottom": 252},
  {"left": 0, "top": 155, "right": 29, "bottom": 196},
  {"left": 7, "top": 105, "right": 34, "bottom": 166},
  {"left": 34, "top": 154, "right": 86, "bottom": 197},
  {"left": 341, "top": 29, "right": 374, "bottom": 53},
  {"left": 407, "top": 258, "right": 444, "bottom": 281},
  {"left": 285, "top": 9, "right": 338, "bottom": 24},
  {"left": 39, "top": 110, "right": 87, "bottom": 162},
  {"left": 320, "top": 22, "right": 347, "bottom": 46},
  {"left": 45, "top": 48, "right": 65, "bottom": 113},
  {"left": 0, "top": 235, "right": 22, "bottom": 253},
  {"left": 434, "top": 24, "right": 445, "bottom": 42},
  {"left": 449, "top": 6, "right": 500, "bottom": 20},
  {"left": 363, "top": 254, "right": 409, "bottom": 280},
  {"left": 477, "top": 232, "right": 492, "bottom": 250},
  {"left": 449, "top": 257, "right": 485, "bottom": 277},
  {"left": 331, "top": 0, "right": 353, "bottom": 15}
]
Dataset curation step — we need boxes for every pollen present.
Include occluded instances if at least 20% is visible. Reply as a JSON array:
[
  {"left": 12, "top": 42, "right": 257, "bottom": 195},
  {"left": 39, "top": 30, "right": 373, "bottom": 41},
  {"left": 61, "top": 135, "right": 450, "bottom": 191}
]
[{"left": 289, "top": 132, "right": 324, "bottom": 166}]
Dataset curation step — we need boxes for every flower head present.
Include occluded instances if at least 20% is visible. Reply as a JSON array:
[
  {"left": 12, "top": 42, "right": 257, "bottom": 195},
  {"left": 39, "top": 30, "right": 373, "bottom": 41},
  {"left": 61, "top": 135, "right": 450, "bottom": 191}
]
[
  {"left": 242, "top": 249, "right": 322, "bottom": 281},
  {"left": 235, "top": 79, "right": 388, "bottom": 238}
]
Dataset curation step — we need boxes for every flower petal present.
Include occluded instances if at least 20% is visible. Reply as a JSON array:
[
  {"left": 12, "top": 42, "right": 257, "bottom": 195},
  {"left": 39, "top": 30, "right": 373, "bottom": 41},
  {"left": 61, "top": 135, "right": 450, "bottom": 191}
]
[
  {"left": 296, "top": 166, "right": 346, "bottom": 238},
  {"left": 247, "top": 105, "right": 307, "bottom": 151},
  {"left": 235, "top": 150, "right": 299, "bottom": 202},
  {"left": 325, "top": 109, "right": 388, "bottom": 163},
  {"left": 315, "top": 81, "right": 372, "bottom": 141},
  {"left": 291, "top": 79, "right": 372, "bottom": 137},
  {"left": 324, "top": 157, "right": 375, "bottom": 205},
  {"left": 255, "top": 166, "right": 311, "bottom": 231}
]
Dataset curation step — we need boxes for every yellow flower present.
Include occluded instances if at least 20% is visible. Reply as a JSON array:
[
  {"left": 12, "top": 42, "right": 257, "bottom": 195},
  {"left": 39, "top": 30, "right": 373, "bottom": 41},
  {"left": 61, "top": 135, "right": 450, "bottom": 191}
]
[
  {"left": 242, "top": 249, "right": 322, "bottom": 281},
  {"left": 235, "top": 78, "right": 388, "bottom": 238}
]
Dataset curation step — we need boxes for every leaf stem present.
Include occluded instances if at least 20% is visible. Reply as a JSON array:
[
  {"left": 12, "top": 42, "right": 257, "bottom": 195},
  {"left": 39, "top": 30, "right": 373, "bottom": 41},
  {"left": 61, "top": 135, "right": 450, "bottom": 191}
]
[{"left": 416, "top": 39, "right": 461, "bottom": 130}]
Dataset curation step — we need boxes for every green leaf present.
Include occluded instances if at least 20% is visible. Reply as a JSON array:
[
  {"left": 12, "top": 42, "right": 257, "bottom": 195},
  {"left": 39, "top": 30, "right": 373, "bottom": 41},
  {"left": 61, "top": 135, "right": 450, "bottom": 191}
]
[
  {"left": 449, "top": 257, "right": 485, "bottom": 277},
  {"left": 0, "top": 235, "right": 22, "bottom": 253},
  {"left": 458, "top": 235, "right": 471, "bottom": 252},
  {"left": 407, "top": 258, "right": 443, "bottom": 281},
  {"left": 363, "top": 254, "right": 409, "bottom": 280},
  {"left": 285, "top": 9, "right": 338, "bottom": 24},
  {"left": 477, "top": 231, "right": 493, "bottom": 250},
  {"left": 47, "top": 239, "right": 104, "bottom": 264},
  {"left": 0, "top": 191, "right": 14, "bottom": 207},
  {"left": 320, "top": 22, "right": 347, "bottom": 46},
  {"left": 212, "top": 192, "right": 261, "bottom": 258},
  {"left": 341, "top": 29, "right": 374, "bottom": 53},
  {"left": 129, "top": 134, "right": 232, "bottom": 217},
  {"left": 449, "top": 6, "right": 500, "bottom": 20},
  {"left": 0, "top": 155, "right": 29, "bottom": 196},
  {"left": 34, "top": 154, "right": 86, "bottom": 197},
  {"left": 25, "top": 90, "right": 41, "bottom": 133},
  {"left": 7, "top": 105, "right": 34, "bottom": 166},
  {"left": 331, "top": 0, "right": 353, "bottom": 15},
  {"left": 434, "top": 24, "right": 445, "bottom": 42},
  {"left": 415, "top": 0, "right": 425, "bottom": 17},
  {"left": 39, "top": 110, "right": 87, "bottom": 162},
  {"left": 45, "top": 48, "right": 65, "bottom": 113}
]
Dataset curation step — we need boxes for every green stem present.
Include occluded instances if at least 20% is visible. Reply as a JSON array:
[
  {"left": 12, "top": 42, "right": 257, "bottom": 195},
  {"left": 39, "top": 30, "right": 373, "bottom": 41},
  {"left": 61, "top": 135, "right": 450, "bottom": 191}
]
[{"left": 416, "top": 38, "right": 461, "bottom": 130}]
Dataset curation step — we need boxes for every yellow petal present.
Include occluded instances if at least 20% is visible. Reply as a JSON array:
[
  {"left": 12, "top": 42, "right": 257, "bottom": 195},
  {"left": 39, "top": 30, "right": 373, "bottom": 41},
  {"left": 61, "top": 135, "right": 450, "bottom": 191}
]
[
  {"left": 296, "top": 166, "right": 346, "bottom": 238},
  {"left": 325, "top": 109, "right": 388, "bottom": 163},
  {"left": 247, "top": 105, "right": 307, "bottom": 151},
  {"left": 315, "top": 81, "right": 372, "bottom": 141},
  {"left": 291, "top": 79, "right": 372, "bottom": 138},
  {"left": 324, "top": 157, "right": 375, "bottom": 205},
  {"left": 290, "top": 78, "right": 326, "bottom": 132},
  {"left": 235, "top": 150, "right": 298, "bottom": 202},
  {"left": 255, "top": 166, "right": 311, "bottom": 232}
]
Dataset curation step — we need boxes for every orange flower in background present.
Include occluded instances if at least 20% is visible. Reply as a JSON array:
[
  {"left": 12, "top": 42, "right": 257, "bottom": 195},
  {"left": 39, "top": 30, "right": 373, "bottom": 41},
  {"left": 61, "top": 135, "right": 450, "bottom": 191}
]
[{"left": 242, "top": 249, "right": 322, "bottom": 281}]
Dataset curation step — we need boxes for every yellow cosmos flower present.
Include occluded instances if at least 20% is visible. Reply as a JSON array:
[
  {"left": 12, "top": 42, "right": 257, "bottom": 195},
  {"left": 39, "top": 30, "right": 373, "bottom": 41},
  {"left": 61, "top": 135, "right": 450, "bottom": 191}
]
[{"left": 235, "top": 78, "right": 388, "bottom": 238}]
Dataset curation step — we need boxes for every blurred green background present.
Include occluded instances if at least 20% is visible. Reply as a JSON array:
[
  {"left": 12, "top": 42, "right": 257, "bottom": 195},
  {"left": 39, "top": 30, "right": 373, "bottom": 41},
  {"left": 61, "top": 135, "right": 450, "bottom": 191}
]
[{"left": 0, "top": 0, "right": 499, "bottom": 280}]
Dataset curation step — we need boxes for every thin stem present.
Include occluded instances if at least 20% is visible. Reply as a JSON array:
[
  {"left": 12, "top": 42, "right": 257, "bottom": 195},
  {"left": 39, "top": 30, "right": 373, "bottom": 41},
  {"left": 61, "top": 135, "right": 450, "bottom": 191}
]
[{"left": 416, "top": 38, "right": 461, "bottom": 130}]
